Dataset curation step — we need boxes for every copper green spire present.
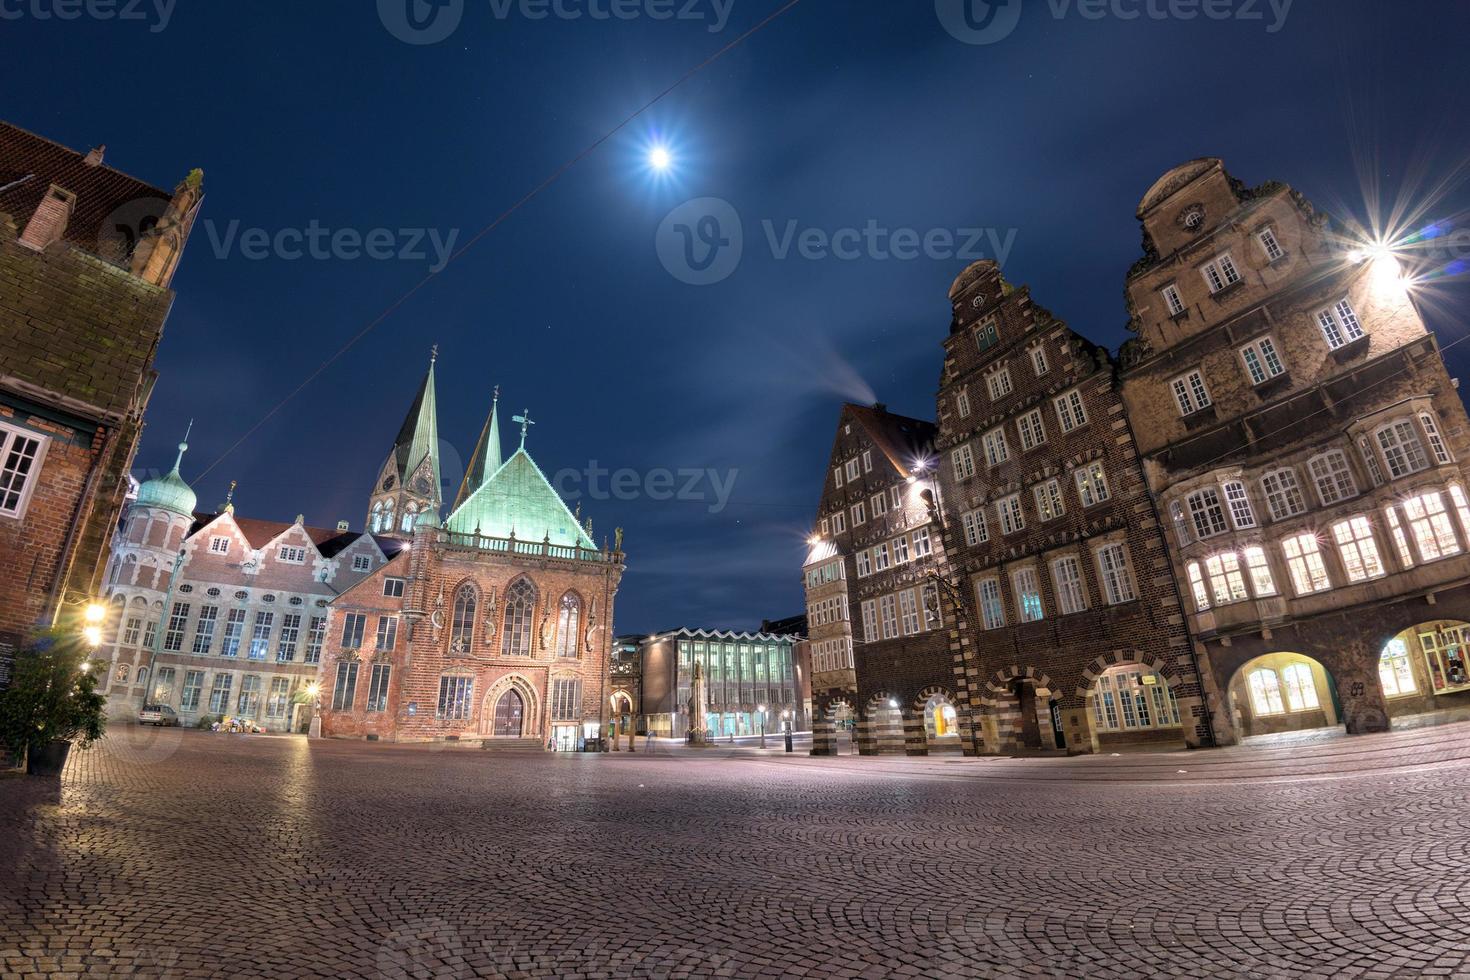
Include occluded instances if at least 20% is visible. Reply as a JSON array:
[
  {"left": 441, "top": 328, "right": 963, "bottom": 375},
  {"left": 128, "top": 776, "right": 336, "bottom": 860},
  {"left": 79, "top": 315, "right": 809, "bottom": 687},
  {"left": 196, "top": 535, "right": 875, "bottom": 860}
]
[
  {"left": 135, "top": 421, "right": 198, "bottom": 518},
  {"left": 453, "top": 385, "right": 502, "bottom": 511}
]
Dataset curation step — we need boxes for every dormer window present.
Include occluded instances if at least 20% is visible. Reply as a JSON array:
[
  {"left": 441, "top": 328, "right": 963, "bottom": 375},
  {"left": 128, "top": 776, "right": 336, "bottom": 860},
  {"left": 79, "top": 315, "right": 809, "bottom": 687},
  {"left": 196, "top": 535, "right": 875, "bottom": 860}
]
[
  {"left": 973, "top": 318, "right": 999, "bottom": 353},
  {"left": 1200, "top": 253, "right": 1241, "bottom": 294},
  {"left": 352, "top": 554, "right": 373, "bottom": 572},
  {"left": 277, "top": 546, "right": 306, "bottom": 564},
  {"left": 209, "top": 536, "right": 230, "bottom": 555}
]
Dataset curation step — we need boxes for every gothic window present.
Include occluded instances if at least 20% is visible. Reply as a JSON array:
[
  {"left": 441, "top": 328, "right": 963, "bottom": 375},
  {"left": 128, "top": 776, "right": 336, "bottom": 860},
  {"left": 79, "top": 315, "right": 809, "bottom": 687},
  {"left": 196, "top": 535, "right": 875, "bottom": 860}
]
[
  {"left": 450, "top": 585, "right": 477, "bottom": 654},
  {"left": 383, "top": 499, "right": 395, "bottom": 531},
  {"left": 401, "top": 505, "right": 417, "bottom": 533},
  {"left": 501, "top": 578, "right": 537, "bottom": 657},
  {"left": 555, "top": 592, "right": 582, "bottom": 659},
  {"left": 371, "top": 503, "right": 383, "bottom": 533}
]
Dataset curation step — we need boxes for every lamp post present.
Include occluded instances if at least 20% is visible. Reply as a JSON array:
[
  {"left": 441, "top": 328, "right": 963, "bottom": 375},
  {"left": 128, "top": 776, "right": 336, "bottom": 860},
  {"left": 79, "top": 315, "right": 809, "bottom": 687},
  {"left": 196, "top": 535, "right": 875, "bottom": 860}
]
[
  {"left": 304, "top": 681, "right": 322, "bottom": 738},
  {"left": 758, "top": 703, "right": 767, "bottom": 748},
  {"left": 783, "top": 709, "right": 794, "bottom": 752}
]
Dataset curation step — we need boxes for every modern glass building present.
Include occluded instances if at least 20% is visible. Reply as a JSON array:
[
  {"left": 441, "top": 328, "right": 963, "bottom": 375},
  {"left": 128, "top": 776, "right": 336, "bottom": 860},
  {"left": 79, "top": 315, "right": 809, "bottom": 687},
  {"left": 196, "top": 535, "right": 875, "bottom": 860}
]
[{"left": 640, "top": 628, "right": 805, "bottom": 738}]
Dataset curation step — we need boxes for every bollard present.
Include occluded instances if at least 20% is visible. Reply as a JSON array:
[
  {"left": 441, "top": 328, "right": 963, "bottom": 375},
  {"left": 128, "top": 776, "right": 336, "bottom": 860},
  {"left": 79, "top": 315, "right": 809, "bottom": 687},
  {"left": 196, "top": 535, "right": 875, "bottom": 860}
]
[{"left": 785, "top": 731, "right": 793, "bottom": 753}]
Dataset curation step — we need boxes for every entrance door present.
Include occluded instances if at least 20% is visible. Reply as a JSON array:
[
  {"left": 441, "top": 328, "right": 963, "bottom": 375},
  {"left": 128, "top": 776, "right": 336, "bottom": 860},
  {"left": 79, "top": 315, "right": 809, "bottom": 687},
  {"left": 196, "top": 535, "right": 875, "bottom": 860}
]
[
  {"left": 1014, "top": 681, "right": 1043, "bottom": 749},
  {"left": 493, "top": 690, "right": 524, "bottom": 737}
]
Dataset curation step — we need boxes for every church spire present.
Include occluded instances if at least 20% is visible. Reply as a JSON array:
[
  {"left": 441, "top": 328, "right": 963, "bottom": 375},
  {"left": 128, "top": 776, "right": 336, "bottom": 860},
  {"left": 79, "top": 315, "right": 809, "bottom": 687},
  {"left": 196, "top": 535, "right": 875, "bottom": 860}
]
[
  {"left": 367, "top": 350, "right": 443, "bottom": 537},
  {"left": 452, "top": 385, "right": 503, "bottom": 511},
  {"left": 390, "top": 350, "right": 441, "bottom": 491}
]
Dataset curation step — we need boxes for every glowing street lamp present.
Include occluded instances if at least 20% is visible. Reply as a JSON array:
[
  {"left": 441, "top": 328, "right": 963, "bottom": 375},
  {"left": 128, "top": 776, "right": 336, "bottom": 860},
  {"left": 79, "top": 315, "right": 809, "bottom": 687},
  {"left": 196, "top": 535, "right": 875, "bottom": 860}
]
[
  {"left": 758, "top": 703, "right": 767, "bottom": 748},
  {"left": 648, "top": 145, "right": 672, "bottom": 173}
]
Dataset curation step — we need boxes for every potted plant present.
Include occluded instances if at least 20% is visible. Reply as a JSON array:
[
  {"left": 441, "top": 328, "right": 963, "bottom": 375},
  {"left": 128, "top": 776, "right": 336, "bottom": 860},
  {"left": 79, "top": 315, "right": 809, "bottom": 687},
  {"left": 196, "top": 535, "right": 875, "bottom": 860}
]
[{"left": 0, "top": 629, "right": 106, "bottom": 776}]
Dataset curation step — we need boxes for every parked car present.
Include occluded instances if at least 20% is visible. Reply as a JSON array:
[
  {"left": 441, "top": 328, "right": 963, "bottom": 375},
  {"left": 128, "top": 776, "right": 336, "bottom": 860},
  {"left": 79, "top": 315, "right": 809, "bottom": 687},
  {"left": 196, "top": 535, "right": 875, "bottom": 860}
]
[{"left": 137, "top": 704, "right": 180, "bottom": 727}]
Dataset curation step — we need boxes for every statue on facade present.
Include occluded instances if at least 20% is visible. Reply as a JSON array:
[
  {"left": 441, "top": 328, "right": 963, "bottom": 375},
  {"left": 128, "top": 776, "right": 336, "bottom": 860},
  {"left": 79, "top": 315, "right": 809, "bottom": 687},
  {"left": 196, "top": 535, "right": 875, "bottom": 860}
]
[{"left": 688, "top": 661, "right": 710, "bottom": 746}]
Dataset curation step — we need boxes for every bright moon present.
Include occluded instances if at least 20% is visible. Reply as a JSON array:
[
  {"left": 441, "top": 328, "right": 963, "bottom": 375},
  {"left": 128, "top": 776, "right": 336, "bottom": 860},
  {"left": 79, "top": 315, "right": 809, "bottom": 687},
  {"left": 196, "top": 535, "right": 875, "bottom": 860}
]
[{"left": 649, "top": 146, "right": 672, "bottom": 171}]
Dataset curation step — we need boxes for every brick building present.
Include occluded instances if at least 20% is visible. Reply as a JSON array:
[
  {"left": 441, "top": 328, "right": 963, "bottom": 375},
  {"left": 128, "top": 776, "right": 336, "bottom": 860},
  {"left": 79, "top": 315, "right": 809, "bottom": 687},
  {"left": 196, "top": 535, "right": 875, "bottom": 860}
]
[
  {"left": 95, "top": 440, "right": 399, "bottom": 731},
  {"left": 319, "top": 382, "right": 626, "bottom": 749},
  {"left": 0, "top": 122, "right": 200, "bottom": 674},
  {"left": 1120, "top": 158, "right": 1470, "bottom": 741},
  {"left": 808, "top": 404, "right": 953, "bottom": 755},
  {"left": 802, "top": 532, "right": 856, "bottom": 754},
  {"left": 933, "top": 260, "right": 1214, "bottom": 755}
]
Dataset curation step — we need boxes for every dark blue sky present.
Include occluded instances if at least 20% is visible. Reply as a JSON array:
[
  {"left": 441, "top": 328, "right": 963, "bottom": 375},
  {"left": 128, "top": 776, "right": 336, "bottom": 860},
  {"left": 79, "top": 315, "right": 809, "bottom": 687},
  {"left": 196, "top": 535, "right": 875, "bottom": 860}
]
[{"left": 8, "top": 0, "right": 1468, "bottom": 633}]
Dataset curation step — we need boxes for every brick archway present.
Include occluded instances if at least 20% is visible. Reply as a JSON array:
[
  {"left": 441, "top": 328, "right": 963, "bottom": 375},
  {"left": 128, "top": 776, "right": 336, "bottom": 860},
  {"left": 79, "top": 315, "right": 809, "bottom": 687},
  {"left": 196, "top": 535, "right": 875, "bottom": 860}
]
[
  {"left": 975, "top": 666, "right": 1056, "bottom": 752},
  {"left": 913, "top": 685, "right": 962, "bottom": 756},
  {"left": 809, "top": 693, "right": 858, "bottom": 757},
  {"left": 857, "top": 692, "right": 905, "bottom": 756},
  {"left": 1075, "top": 650, "right": 1182, "bottom": 699}
]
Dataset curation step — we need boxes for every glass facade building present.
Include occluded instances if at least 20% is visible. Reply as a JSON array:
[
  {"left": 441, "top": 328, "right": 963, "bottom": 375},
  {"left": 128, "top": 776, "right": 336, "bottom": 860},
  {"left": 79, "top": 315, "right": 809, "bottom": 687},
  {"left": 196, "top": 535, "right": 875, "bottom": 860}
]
[{"left": 641, "top": 628, "right": 804, "bottom": 738}]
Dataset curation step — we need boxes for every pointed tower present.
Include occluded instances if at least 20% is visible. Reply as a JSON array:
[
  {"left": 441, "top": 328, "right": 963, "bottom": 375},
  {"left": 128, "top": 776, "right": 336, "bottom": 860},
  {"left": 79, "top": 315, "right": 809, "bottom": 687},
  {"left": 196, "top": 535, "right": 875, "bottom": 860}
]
[
  {"left": 452, "top": 386, "right": 503, "bottom": 512},
  {"left": 367, "top": 351, "right": 442, "bottom": 537}
]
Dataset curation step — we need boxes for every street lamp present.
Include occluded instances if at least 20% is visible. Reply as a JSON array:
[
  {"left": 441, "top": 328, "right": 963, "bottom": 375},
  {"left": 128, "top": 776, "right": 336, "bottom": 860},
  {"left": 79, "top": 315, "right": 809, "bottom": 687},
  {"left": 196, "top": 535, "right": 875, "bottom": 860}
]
[
  {"left": 304, "top": 681, "right": 322, "bottom": 738},
  {"left": 758, "top": 703, "right": 767, "bottom": 748},
  {"left": 782, "top": 709, "right": 793, "bottom": 753}
]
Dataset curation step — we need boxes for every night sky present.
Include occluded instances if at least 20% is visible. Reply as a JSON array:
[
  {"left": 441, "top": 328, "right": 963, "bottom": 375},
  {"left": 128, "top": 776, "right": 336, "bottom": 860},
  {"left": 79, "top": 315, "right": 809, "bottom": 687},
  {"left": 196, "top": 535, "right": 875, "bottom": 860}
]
[{"left": 8, "top": 0, "right": 1468, "bottom": 633}]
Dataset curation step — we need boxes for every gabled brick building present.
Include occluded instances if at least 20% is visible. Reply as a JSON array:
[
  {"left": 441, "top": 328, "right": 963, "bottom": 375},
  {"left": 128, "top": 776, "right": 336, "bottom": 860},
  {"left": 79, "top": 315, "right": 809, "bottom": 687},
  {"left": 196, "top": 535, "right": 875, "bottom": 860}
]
[
  {"left": 0, "top": 122, "right": 200, "bottom": 673},
  {"left": 1120, "top": 158, "right": 1470, "bottom": 740},
  {"left": 934, "top": 260, "right": 1216, "bottom": 755},
  {"left": 809, "top": 404, "right": 954, "bottom": 755}
]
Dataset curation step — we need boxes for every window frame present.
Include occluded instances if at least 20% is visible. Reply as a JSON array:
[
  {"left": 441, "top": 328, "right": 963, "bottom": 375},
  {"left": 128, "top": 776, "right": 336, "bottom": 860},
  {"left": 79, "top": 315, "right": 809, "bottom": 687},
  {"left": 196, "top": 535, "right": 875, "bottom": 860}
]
[{"left": 0, "top": 420, "right": 50, "bottom": 519}]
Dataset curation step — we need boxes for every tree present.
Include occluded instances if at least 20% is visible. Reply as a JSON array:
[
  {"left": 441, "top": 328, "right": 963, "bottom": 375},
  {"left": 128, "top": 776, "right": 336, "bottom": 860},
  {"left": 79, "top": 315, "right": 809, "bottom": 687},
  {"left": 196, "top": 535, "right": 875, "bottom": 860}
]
[{"left": 0, "top": 629, "right": 106, "bottom": 759}]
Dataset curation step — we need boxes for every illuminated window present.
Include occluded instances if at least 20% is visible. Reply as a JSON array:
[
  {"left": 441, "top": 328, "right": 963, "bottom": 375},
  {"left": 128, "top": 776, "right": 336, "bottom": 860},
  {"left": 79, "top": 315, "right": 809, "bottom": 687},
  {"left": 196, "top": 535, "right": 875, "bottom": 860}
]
[
  {"left": 1033, "top": 479, "right": 1065, "bottom": 522},
  {"left": 1075, "top": 462, "right": 1110, "bottom": 507},
  {"left": 1092, "top": 668, "right": 1180, "bottom": 732},
  {"left": 450, "top": 585, "right": 476, "bottom": 654},
  {"left": 1012, "top": 567, "right": 1044, "bottom": 623},
  {"left": 1260, "top": 468, "right": 1306, "bottom": 521},
  {"left": 1316, "top": 298, "right": 1364, "bottom": 350},
  {"left": 1205, "top": 552, "right": 1249, "bottom": 604},
  {"left": 555, "top": 593, "right": 581, "bottom": 658},
  {"left": 1243, "top": 546, "right": 1277, "bottom": 596},
  {"left": 1402, "top": 491, "right": 1461, "bottom": 561},
  {"left": 1376, "top": 419, "right": 1430, "bottom": 478},
  {"left": 1378, "top": 639, "right": 1416, "bottom": 697},
  {"left": 436, "top": 675, "right": 473, "bottom": 720},
  {"left": 1247, "top": 668, "right": 1285, "bottom": 715},
  {"left": 1222, "top": 480, "right": 1256, "bottom": 528},
  {"left": 1359, "top": 437, "right": 1387, "bottom": 486},
  {"left": 1186, "top": 562, "right": 1210, "bottom": 612},
  {"left": 1282, "top": 532, "right": 1331, "bottom": 595},
  {"left": 1281, "top": 663, "right": 1320, "bottom": 711},
  {"left": 1307, "top": 451, "right": 1357, "bottom": 506},
  {"left": 1332, "top": 516, "right": 1385, "bottom": 582},
  {"left": 977, "top": 578, "right": 1005, "bottom": 630},
  {"left": 1384, "top": 507, "right": 1415, "bottom": 568},
  {"left": 1051, "top": 556, "right": 1087, "bottom": 614},
  {"left": 1017, "top": 409, "right": 1046, "bottom": 450},
  {"left": 1419, "top": 627, "right": 1470, "bottom": 693},
  {"left": 1239, "top": 336, "right": 1286, "bottom": 385},
  {"left": 1171, "top": 370, "right": 1212, "bottom": 416}
]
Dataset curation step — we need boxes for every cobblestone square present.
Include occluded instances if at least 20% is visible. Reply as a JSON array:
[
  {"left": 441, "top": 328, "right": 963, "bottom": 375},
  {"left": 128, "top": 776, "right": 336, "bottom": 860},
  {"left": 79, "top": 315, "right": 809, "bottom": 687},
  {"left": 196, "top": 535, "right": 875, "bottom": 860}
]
[{"left": 4, "top": 727, "right": 1470, "bottom": 978}]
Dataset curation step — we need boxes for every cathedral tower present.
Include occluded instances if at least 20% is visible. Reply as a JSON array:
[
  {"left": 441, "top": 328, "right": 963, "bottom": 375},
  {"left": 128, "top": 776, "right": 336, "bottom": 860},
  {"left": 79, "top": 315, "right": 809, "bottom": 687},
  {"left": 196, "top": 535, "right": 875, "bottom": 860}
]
[{"left": 367, "top": 352, "right": 441, "bottom": 537}]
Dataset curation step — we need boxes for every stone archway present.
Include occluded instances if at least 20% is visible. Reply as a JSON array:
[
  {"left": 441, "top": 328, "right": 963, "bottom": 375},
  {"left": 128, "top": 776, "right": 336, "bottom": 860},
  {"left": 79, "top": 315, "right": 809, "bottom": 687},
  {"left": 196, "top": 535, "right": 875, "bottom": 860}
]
[
  {"left": 859, "top": 692, "right": 905, "bottom": 756},
  {"left": 479, "top": 674, "right": 541, "bottom": 740},
  {"left": 976, "top": 666, "right": 1058, "bottom": 753},
  {"left": 913, "top": 686, "right": 961, "bottom": 756},
  {"left": 811, "top": 695, "right": 855, "bottom": 756},
  {"left": 1076, "top": 652, "right": 1191, "bottom": 753},
  {"left": 1227, "top": 652, "right": 1342, "bottom": 743},
  {"left": 1370, "top": 619, "right": 1470, "bottom": 728}
]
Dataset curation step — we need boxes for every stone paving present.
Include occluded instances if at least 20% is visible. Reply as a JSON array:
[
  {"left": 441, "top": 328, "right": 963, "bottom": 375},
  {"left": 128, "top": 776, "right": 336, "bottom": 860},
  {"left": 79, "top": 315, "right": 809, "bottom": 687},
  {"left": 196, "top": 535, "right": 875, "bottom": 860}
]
[{"left": 4, "top": 726, "right": 1470, "bottom": 979}]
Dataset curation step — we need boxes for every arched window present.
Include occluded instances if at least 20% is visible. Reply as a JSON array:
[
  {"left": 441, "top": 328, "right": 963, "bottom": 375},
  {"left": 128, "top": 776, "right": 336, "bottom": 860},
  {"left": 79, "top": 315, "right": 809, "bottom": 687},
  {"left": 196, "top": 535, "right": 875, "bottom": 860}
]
[
  {"left": 555, "top": 592, "right": 581, "bottom": 658},
  {"left": 450, "top": 585, "right": 477, "bottom": 654},
  {"left": 501, "top": 579, "right": 537, "bottom": 657},
  {"left": 371, "top": 502, "right": 383, "bottom": 533},
  {"left": 1090, "top": 667, "right": 1181, "bottom": 731},
  {"left": 401, "top": 506, "right": 416, "bottom": 533},
  {"left": 383, "top": 499, "right": 395, "bottom": 532}
]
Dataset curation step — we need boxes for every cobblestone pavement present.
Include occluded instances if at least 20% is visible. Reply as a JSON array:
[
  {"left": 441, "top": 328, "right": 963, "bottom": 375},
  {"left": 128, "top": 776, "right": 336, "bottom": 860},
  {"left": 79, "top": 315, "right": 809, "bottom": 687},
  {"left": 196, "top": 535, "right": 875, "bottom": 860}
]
[{"left": 4, "top": 725, "right": 1470, "bottom": 979}]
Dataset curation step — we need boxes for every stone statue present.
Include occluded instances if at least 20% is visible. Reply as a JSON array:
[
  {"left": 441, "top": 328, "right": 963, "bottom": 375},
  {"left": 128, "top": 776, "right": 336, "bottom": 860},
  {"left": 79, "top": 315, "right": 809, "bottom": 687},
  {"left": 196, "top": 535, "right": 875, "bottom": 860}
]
[{"left": 688, "top": 661, "right": 710, "bottom": 746}]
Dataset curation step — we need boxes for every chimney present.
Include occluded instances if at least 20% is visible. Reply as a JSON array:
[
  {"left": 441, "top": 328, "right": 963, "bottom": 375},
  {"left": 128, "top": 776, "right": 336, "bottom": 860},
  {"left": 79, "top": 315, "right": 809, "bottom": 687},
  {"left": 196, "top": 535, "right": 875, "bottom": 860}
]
[
  {"left": 83, "top": 145, "right": 106, "bottom": 167},
  {"left": 337, "top": 520, "right": 350, "bottom": 532},
  {"left": 18, "top": 184, "right": 76, "bottom": 252}
]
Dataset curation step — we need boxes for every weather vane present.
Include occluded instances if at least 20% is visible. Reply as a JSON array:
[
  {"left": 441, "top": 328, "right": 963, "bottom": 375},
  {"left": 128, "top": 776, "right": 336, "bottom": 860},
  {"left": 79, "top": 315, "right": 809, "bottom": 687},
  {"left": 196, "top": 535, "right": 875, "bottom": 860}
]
[{"left": 512, "top": 409, "right": 535, "bottom": 449}]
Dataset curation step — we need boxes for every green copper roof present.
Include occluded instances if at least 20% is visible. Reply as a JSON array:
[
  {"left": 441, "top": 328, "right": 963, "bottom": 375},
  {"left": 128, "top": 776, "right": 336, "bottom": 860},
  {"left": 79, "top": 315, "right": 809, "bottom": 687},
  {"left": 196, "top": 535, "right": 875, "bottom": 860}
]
[
  {"left": 392, "top": 358, "right": 439, "bottom": 489},
  {"left": 135, "top": 440, "right": 196, "bottom": 517},
  {"left": 444, "top": 447, "right": 595, "bottom": 549},
  {"left": 452, "top": 391, "right": 502, "bottom": 511}
]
